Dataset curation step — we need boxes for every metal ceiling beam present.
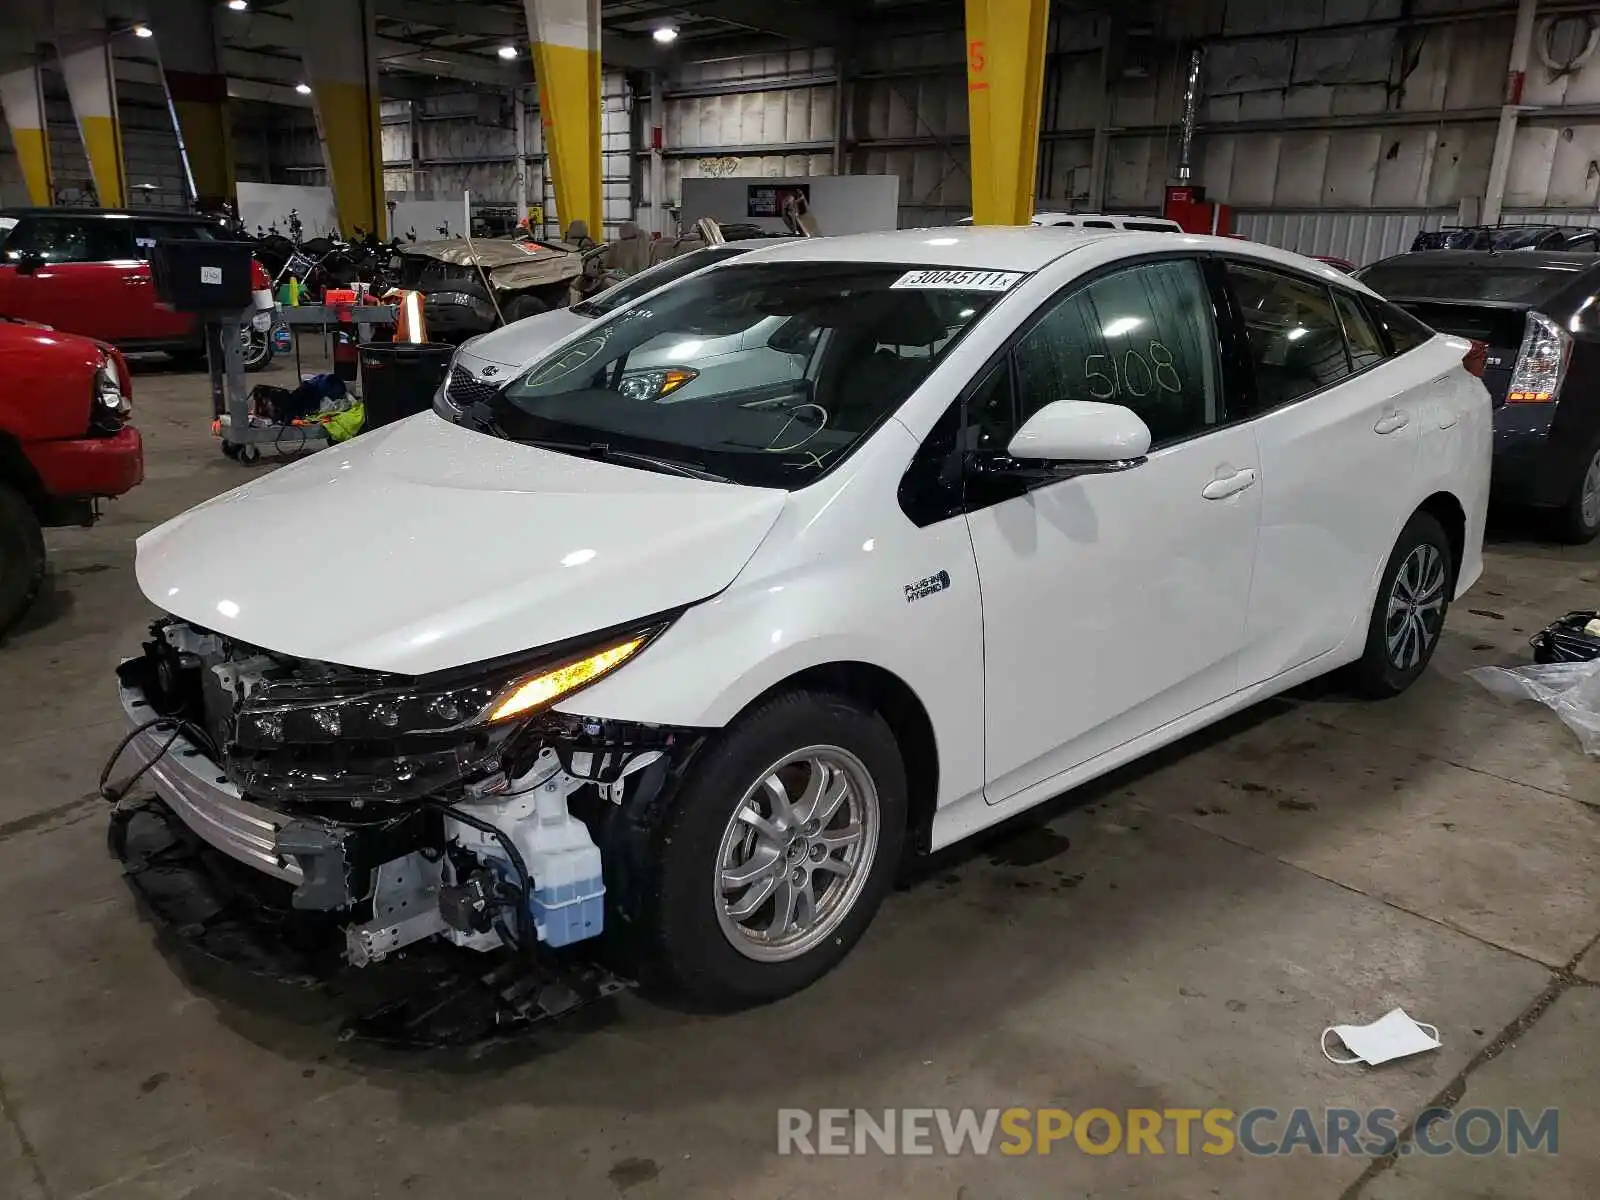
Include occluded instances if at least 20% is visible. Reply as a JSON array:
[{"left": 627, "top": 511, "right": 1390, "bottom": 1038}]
[
  {"left": 667, "top": 0, "right": 844, "bottom": 45},
  {"left": 220, "top": 6, "right": 520, "bottom": 85},
  {"left": 375, "top": 0, "right": 523, "bottom": 39},
  {"left": 375, "top": 0, "right": 669, "bottom": 70}
]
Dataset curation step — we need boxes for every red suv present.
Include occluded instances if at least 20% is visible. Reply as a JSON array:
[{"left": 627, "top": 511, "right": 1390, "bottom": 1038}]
[
  {"left": 0, "top": 208, "right": 271, "bottom": 371},
  {"left": 0, "top": 317, "right": 144, "bottom": 635}
]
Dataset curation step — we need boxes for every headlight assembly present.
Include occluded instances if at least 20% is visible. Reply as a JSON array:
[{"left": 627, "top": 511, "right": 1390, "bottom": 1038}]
[
  {"left": 617, "top": 366, "right": 698, "bottom": 402},
  {"left": 233, "top": 624, "right": 666, "bottom": 751},
  {"left": 487, "top": 636, "right": 647, "bottom": 721}
]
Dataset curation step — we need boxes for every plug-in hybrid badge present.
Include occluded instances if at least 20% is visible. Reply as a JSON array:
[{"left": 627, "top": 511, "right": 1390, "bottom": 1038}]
[{"left": 904, "top": 570, "right": 951, "bottom": 603}]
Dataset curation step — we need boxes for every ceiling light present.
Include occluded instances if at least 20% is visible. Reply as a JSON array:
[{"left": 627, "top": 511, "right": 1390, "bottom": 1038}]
[
  {"left": 652, "top": 25, "right": 678, "bottom": 43},
  {"left": 295, "top": 82, "right": 312, "bottom": 94},
  {"left": 497, "top": 45, "right": 518, "bottom": 59},
  {"left": 133, "top": 23, "right": 154, "bottom": 37},
  {"left": 227, "top": 0, "right": 249, "bottom": 10}
]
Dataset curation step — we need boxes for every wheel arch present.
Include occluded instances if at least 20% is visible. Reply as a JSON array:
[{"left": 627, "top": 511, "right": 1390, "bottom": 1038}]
[
  {"left": 0, "top": 431, "right": 47, "bottom": 516},
  {"left": 742, "top": 660, "right": 941, "bottom": 857},
  {"left": 1415, "top": 489, "right": 1467, "bottom": 587}
]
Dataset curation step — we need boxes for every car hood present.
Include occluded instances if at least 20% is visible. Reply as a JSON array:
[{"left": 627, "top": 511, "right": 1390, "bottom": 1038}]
[
  {"left": 457, "top": 307, "right": 592, "bottom": 371},
  {"left": 135, "top": 414, "right": 788, "bottom": 675}
]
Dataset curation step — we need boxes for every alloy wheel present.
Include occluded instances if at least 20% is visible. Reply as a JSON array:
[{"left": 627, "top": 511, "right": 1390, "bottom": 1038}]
[
  {"left": 714, "top": 745, "right": 880, "bottom": 963},
  {"left": 1385, "top": 543, "right": 1447, "bottom": 671}
]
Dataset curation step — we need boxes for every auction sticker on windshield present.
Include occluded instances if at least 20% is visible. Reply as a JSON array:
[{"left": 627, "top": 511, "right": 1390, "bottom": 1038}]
[{"left": 892, "top": 269, "right": 1023, "bottom": 292}]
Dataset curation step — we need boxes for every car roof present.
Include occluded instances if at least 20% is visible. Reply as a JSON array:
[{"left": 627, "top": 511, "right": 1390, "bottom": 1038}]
[
  {"left": 723, "top": 226, "right": 1127, "bottom": 272},
  {"left": 725, "top": 227, "right": 1371, "bottom": 289},
  {"left": 1032, "top": 211, "right": 1182, "bottom": 228}
]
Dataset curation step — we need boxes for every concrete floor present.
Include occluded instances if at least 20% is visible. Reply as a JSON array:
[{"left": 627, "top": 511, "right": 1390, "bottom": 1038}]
[{"left": 2, "top": 351, "right": 1597, "bottom": 1200}]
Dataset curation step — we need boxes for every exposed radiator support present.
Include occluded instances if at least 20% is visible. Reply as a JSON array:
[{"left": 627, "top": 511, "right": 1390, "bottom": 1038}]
[{"left": 1177, "top": 45, "right": 1204, "bottom": 183}]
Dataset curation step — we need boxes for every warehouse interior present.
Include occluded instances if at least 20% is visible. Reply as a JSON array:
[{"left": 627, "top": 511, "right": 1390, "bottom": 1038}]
[{"left": 2, "top": 1, "right": 1600, "bottom": 1197}]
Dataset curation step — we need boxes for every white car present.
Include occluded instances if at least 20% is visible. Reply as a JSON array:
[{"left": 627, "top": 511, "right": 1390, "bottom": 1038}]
[
  {"left": 114, "top": 228, "right": 1489, "bottom": 1012},
  {"left": 446, "top": 242, "right": 789, "bottom": 408}
]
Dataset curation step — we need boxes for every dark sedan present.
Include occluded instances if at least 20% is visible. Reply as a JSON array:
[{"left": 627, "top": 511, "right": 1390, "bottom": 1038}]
[{"left": 1358, "top": 251, "right": 1600, "bottom": 542}]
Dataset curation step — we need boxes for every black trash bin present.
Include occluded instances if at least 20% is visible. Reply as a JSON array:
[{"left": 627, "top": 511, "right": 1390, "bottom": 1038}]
[{"left": 359, "top": 343, "right": 456, "bottom": 428}]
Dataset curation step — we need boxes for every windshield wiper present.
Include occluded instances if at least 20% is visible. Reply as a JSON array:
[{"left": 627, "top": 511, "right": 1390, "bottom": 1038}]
[{"left": 521, "top": 438, "right": 729, "bottom": 483}]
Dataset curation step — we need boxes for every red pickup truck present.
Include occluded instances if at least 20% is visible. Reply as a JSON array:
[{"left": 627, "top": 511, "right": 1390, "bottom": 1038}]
[
  {"left": 0, "top": 318, "right": 144, "bottom": 636},
  {"left": 0, "top": 207, "right": 272, "bottom": 371}
]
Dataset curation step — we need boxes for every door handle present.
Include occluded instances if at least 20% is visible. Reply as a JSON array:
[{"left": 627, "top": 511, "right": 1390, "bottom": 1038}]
[
  {"left": 1374, "top": 410, "right": 1410, "bottom": 435},
  {"left": 1202, "top": 467, "right": 1257, "bottom": 500}
]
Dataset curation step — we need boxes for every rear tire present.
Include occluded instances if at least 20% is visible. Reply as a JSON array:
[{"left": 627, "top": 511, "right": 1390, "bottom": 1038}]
[
  {"left": 0, "top": 483, "right": 46, "bottom": 640},
  {"left": 1557, "top": 441, "right": 1600, "bottom": 544},
  {"left": 617, "top": 689, "right": 907, "bottom": 1008},
  {"left": 1351, "top": 511, "right": 1454, "bottom": 698}
]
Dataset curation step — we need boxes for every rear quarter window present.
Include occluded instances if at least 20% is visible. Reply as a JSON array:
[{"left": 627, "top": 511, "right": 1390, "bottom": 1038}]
[{"left": 1363, "top": 296, "right": 1433, "bottom": 356}]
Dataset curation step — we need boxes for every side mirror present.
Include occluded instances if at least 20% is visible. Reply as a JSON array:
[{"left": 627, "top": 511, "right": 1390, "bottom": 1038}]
[
  {"left": 1005, "top": 400, "right": 1151, "bottom": 472},
  {"left": 12, "top": 252, "right": 43, "bottom": 276}
]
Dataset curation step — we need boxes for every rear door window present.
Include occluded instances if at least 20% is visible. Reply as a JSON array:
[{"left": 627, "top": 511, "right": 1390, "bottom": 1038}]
[{"left": 1224, "top": 263, "right": 1352, "bottom": 412}]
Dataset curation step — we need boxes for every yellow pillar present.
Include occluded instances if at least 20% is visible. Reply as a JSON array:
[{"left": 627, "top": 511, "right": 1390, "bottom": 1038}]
[
  {"left": 58, "top": 38, "right": 127, "bottom": 208},
  {"left": 158, "top": 0, "right": 237, "bottom": 209},
  {"left": 0, "top": 65, "right": 53, "bottom": 206},
  {"left": 288, "top": 0, "right": 386, "bottom": 238},
  {"left": 964, "top": 0, "right": 1049, "bottom": 225},
  {"left": 524, "top": 0, "right": 603, "bottom": 239}
]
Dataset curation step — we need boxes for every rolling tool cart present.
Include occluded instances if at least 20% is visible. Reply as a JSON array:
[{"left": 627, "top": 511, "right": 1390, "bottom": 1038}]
[
  {"left": 218, "top": 304, "right": 399, "bottom": 464},
  {"left": 152, "top": 239, "right": 396, "bottom": 465}
]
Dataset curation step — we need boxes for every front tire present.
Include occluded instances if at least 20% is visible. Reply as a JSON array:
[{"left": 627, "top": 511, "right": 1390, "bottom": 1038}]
[
  {"left": 1352, "top": 511, "right": 1454, "bottom": 698},
  {"left": 0, "top": 483, "right": 46, "bottom": 639},
  {"left": 624, "top": 689, "right": 907, "bottom": 1007}
]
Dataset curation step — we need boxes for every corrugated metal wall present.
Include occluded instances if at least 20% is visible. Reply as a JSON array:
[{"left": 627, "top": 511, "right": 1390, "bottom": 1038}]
[
  {"left": 652, "top": 1, "right": 1600, "bottom": 241},
  {"left": 373, "top": 75, "right": 632, "bottom": 239},
  {"left": 12, "top": 0, "right": 1600, "bottom": 251}
]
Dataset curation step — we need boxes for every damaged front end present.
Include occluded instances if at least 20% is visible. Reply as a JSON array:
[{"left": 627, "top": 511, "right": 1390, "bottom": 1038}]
[{"left": 108, "top": 614, "right": 699, "bottom": 1045}]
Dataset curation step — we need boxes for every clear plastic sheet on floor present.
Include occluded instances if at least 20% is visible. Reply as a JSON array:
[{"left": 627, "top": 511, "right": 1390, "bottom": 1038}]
[{"left": 1469, "top": 659, "right": 1600, "bottom": 756}]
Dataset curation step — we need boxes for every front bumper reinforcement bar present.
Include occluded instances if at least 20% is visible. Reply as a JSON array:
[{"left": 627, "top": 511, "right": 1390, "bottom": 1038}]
[{"left": 108, "top": 796, "right": 630, "bottom": 1050}]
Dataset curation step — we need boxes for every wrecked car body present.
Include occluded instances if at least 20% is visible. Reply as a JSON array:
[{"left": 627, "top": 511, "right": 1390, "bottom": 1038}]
[{"left": 396, "top": 236, "right": 589, "bottom": 340}]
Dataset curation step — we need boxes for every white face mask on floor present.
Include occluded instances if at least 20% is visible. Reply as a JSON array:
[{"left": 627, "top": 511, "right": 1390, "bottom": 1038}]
[{"left": 1321, "top": 1007, "right": 1442, "bottom": 1066}]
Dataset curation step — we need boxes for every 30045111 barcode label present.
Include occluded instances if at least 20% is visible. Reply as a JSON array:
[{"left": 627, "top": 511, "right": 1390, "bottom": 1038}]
[{"left": 892, "top": 269, "right": 1023, "bottom": 292}]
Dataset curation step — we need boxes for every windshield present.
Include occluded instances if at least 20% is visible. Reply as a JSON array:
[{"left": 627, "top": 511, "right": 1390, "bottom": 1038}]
[
  {"left": 1357, "top": 262, "right": 1575, "bottom": 306},
  {"left": 489, "top": 260, "right": 1016, "bottom": 489},
  {"left": 574, "top": 244, "right": 752, "bottom": 317}
]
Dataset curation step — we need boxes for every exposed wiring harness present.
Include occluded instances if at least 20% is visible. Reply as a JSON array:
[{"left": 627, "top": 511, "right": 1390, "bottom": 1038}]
[{"left": 98, "top": 717, "right": 215, "bottom": 806}]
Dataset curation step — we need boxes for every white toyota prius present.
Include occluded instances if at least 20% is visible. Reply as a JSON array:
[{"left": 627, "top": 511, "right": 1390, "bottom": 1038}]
[{"left": 115, "top": 228, "right": 1490, "bottom": 1012}]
